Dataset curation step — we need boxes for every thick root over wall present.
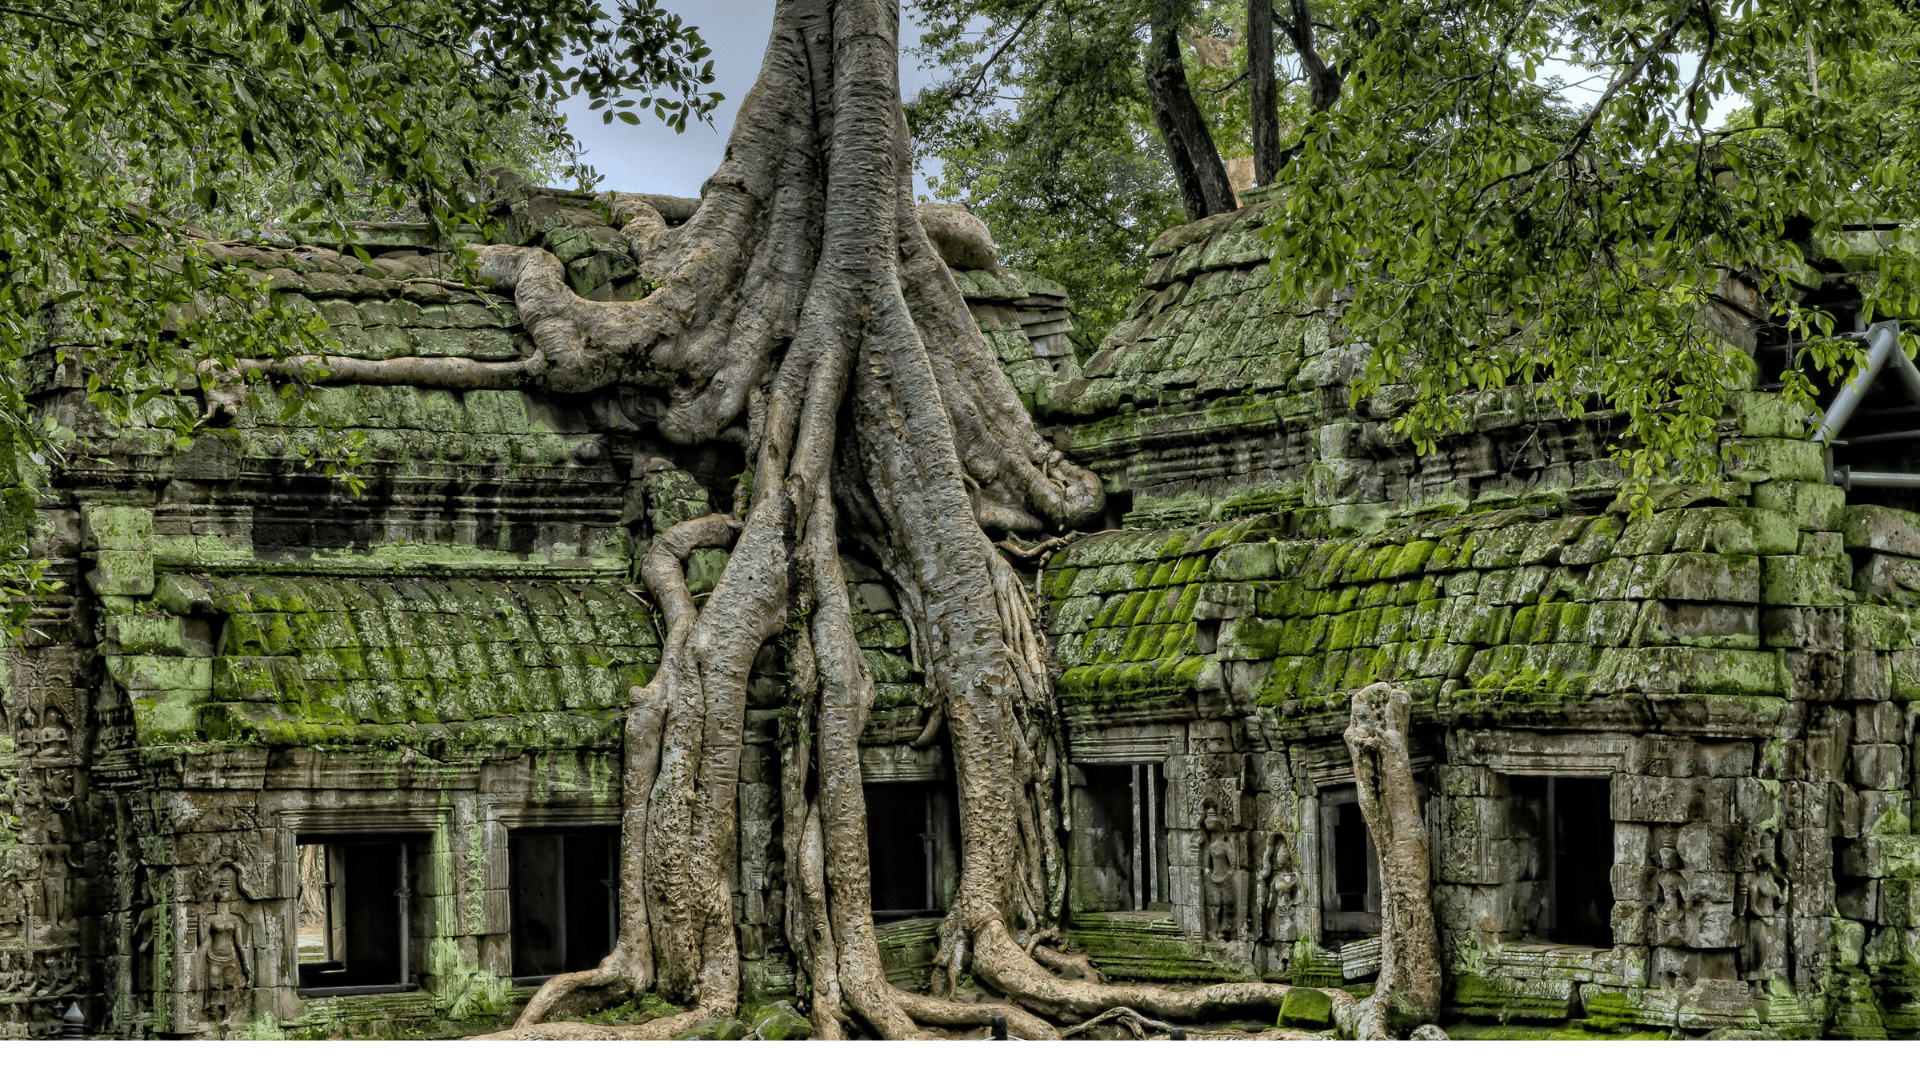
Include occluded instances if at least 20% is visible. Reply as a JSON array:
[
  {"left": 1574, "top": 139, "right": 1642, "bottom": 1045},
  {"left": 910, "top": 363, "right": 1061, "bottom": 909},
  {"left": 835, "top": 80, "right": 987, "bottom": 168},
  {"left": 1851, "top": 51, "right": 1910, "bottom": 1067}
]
[{"left": 334, "top": 0, "right": 1440, "bottom": 1042}]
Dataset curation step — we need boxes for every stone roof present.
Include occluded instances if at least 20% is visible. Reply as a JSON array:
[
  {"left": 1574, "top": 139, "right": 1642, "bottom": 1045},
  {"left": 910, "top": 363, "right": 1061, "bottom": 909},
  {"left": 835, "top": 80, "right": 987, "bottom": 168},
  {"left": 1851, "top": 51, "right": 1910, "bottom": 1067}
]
[{"left": 1043, "top": 462, "right": 1920, "bottom": 738}]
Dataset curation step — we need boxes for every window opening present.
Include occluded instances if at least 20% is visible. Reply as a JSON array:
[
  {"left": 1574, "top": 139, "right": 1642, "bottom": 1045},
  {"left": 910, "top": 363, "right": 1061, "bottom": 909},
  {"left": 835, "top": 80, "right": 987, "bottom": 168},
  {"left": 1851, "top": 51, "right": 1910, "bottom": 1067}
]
[
  {"left": 1072, "top": 763, "right": 1169, "bottom": 912},
  {"left": 1319, "top": 785, "right": 1381, "bottom": 938},
  {"left": 510, "top": 829, "right": 618, "bottom": 982},
  {"left": 1546, "top": 777, "right": 1613, "bottom": 947},
  {"left": 1508, "top": 776, "right": 1613, "bottom": 947},
  {"left": 296, "top": 838, "right": 413, "bottom": 996},
  {"left": 864, "top": 782, "right": 957, "bottom": 919}
]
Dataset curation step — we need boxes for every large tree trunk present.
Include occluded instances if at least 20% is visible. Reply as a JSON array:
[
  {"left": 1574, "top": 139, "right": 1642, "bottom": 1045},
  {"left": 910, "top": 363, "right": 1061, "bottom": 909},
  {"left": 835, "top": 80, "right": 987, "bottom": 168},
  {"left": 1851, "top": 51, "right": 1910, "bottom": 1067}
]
[
  {"left": 1143, "top": 3, "right": 1238, "bottom": 220},
  {"left": 1249, "top": 0, "right": 1282, "bottom": 186},
  {"left": 301, "top": 0, "right": 1439, "bottom": 1041},
  {"left": 1344, "top": 683, "right": 1444, "bottom": 1039}
]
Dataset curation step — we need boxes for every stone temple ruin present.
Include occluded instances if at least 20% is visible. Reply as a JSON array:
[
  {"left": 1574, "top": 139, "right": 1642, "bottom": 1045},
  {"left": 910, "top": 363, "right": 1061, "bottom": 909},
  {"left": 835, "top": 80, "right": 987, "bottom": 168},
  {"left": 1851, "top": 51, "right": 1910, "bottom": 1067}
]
[{"left": 3, "top": 181, "right": 1919, "bottom": 1039}]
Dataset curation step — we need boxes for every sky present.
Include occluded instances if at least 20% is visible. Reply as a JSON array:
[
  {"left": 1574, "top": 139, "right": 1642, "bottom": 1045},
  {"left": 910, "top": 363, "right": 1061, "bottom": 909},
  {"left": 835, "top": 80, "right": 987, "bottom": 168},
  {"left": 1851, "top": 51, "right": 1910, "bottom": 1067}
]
[
  {"left": 555, "top": 8, "right": 1745, "bottom": 201},
  {"left": 558, "top": 1, "right": 948, "bottom": 199}
]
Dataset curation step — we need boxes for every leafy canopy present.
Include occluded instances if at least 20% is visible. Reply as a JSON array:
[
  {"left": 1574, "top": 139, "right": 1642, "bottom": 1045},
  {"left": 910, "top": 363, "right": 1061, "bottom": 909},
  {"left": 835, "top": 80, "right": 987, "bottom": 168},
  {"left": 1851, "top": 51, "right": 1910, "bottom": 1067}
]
[
  {"left": 914, "top": 0, "right": 1920, "bottom": 499},
  {"left": 1260, "top": 0, "right": 1920, "bottom": 494},
  {"left": 0, "top": 0, "right": 718, "bottom": 625}
]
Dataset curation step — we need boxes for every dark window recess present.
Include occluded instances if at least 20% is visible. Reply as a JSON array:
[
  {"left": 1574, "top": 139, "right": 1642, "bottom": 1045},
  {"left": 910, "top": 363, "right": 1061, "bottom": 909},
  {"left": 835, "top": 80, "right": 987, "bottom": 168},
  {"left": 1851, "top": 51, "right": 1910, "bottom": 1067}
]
[
  {"left": 1319, "top": 785, "right": 1381, "bottom": 938},
  {"left": 296, "top": 838, "right": 413, "bottom": 996},
  {"left": 1509, "top": 775, "right": 1614, "bottom": 948},
  {"left": 864, "top": 782, "right": 958, "bottom": 918},
  {"left": 510, "top": 830, "right": 618, "bottom": 981},
  {"left": 1101, "top": 489, "right": 1135, "bottom": 532},
  {"left": 1547, "top": 777, "right": 1613, "bottom": 947},
  {"left": 1071, "top": 763, "right": 1169, "bottom": 912}
]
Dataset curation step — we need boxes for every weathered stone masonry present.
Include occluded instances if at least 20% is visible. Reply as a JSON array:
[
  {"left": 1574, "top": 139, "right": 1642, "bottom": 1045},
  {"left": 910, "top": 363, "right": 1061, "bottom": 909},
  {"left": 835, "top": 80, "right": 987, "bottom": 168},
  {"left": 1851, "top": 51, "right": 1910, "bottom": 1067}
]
[{"left": 4, "top": 182, "right": 1919, "bottom": 1038}]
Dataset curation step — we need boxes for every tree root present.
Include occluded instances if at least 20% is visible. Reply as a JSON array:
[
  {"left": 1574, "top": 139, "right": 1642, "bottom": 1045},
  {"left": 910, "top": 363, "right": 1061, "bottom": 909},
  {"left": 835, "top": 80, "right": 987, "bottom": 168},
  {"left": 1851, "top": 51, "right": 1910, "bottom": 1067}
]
[
  {"left": 1030, "top": 944, "right": 1099, "bottom": 983},
  {"left": 887, "top": 986, "right": 1057, "bottom": 1040},
  {"left": 473, "top": 1009, "right": 710, "bottom": 1041},
  {"left": 284, "top": 0, "right": 1460, "bottom": 1048},
  {"left": 1058, "top": 1007, "right": 1177, "bottom": 1039},
  {"left": 1345, "top": 682, "right": 1443, "bottom": 1037}
]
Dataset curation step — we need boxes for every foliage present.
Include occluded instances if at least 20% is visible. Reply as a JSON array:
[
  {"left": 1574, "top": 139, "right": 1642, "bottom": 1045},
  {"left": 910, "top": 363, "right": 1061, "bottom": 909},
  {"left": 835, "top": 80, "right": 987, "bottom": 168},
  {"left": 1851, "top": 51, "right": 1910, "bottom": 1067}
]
[
  {"left": 0, "top": 0, "right": 719, "bottom": 629},
  {"left": 1257, "top": 0, "right": 1920, "bottom": 497},
  {"left": 915, "top": 0, "right": 1920, "bottom": 501},
  {"left": 909, "top": 1, "right": 1183, "bottom": 347}
]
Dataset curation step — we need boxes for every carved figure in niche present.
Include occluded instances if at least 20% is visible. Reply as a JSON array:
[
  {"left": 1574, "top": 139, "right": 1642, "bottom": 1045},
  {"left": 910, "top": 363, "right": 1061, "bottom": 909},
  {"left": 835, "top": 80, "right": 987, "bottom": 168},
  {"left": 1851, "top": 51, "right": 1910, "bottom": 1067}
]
[
  {"left": 1201, "top": 806, "right": 1245, "bottom": 942},
  {"left": 198, "top": 862, "right": 251, "bottom": 1028},
  {"left": 1740, "top": 857, "right": 1789, "bottom": 983},
  {"left": 1651, "top": 842, "right": 1690, "bottom": 947},
  {"left": 31, "top": 705, "right": 69, "bottom": 760},
  {"left": 31, "top": 817, "right": 80, "bottom": 945},
  {"left": 1264, "top": 831, "right": 1300, "bottom": 942}
]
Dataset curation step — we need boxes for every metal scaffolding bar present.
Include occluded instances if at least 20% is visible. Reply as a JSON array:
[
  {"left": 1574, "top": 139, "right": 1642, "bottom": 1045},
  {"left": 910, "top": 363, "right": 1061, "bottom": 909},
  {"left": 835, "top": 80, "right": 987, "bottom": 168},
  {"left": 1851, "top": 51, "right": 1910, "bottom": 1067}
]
[{"left": 1812, "top": 321, "right": 1903, "bottom": 444}]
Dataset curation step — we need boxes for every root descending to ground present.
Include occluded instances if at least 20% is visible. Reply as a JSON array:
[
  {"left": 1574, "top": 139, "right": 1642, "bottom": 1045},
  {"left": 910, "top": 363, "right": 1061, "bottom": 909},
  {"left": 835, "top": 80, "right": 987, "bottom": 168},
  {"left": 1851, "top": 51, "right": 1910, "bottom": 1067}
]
[{"left": 315, "top": 0, "right": 1438, "bottom": 1042}]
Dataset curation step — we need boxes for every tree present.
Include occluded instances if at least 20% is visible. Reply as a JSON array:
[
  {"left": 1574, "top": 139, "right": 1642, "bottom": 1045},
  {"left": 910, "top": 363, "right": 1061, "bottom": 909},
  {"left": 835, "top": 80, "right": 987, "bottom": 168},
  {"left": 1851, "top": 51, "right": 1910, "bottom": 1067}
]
[
  {"left": 921, "top": 0, "right": 1920, "bottom": 492},
  {"left": 905, "top": 0, "right": 1352, "bottom": 351},
  {"left": 429, "top": 0, "right": 1390, "bottom": 1039},
  {"left": 0, "top": 0, "right": 721, "bottom": 627},
  {"left": 1258, "top": 0, "right": 1920, "bottom": 495}
]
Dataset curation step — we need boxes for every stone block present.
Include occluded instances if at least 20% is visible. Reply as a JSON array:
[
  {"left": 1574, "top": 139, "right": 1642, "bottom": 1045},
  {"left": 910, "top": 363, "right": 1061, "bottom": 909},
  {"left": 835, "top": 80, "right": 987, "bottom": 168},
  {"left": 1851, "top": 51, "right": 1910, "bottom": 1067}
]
[
  {"left": 1641, "top": 602, "right": 1758, "bottom": 648},
  {"left": 107, "top": 654, "right": 213, "bottom": 692},
  {"left": 1752, "top": 480, "right": 1845, "bottom": 532},
  {"left": 1760, "top": 605, "right": 1843, "bottom": 649},
  {"left": 1724, "top": 438, "right": 1827, "bottom": 483},
  {"left": 1783, "top": 649, "right": 1846, "bottom": 701},
  {"left": 1670, "top": 507, "right": 1798, "bottom": 556},
  {"left": 1760, "top": 555, "right": 1851, "bottom": 606},
  {"left": 1729, "top": 392, "right": 1807, "bottom": 438},
  {"left": 87, "top": 549, "right": 154, "bottom": 596},
  {"left": 1799, "top": 530, "right": 1843, "bottom": 558},
  {"left": 130, "top": 690, "right": 210, "bottom": 744},
  {"left": 1856, "top": 701, "right": 1910, "bottom": 744},
  {"left": 1591, "top": 646, "right": 1781, "bottom": 697},
  {"left": 82, "top": 504, "right": 153, "bottom": 550},
  {"left": 1853, "top": 552, "right": 1920, "bottom": 602},
  {"left": 1880, "top": 879, "right": 1920, "bottom": 928},
  {"left": 1840, "top": 503, "right": 1920, "bottom": 557},
  {"left": 1859, "top": 790, "right": 1910, "bottom": 833},
  {"left": 1277, "top": 986, "right": 1333, "bottom": 1029},
  {"left": 1655, "top": 552, "right": 1760, "bottom": 603},
  {"left": 106, "top": 614, "right": 216, "bottom": 657},
  {"left": 1210, "top": 542, "right": 1277, "bottom": 581},
  {"left": 1852, "top": 744, "right": 1909, "bottom": 791},
  {"left": 1845, "top": 647, "right": 1891, "bottom": 701}
]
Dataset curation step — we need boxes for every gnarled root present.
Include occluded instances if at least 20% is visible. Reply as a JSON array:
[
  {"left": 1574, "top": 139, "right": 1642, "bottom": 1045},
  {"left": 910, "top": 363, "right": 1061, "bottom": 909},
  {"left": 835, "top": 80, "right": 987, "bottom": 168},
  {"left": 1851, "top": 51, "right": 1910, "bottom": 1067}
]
[
  {"left": 474, "top": 1009, "right": 712, "bottom": 1041},
  {"left": 1345, "top": 682, "right": 1444, "bottom": 1039},
  {"left": 887, "top": 986, "right": 1058, "bottom": 1040}
]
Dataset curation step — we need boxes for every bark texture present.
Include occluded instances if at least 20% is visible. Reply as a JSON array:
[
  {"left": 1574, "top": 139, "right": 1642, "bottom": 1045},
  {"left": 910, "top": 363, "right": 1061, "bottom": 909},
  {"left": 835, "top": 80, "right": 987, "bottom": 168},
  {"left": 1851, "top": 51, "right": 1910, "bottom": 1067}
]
[
  {"left": 1248, "top": 0, "right": 1282, "bottom": 186},
  {"left": 1144, "top": 4, "right": 1237, "bottom": 221},
  {"left": 1344, "top": 682, "right": 1444, "bottom": 1038},
  {"left": 284, "top": 0, "right": 1437, "bottom": 1041}
]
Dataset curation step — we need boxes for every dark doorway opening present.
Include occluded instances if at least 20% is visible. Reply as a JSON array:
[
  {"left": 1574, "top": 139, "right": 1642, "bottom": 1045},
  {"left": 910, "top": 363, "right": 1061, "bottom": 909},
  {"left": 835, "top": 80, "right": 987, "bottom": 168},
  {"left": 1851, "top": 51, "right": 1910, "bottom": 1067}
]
[
  {"left": 1319, "top": 785, "right": 1381, "bottom": 939},
  {"left": 1546, "top": 777, "right": 1614, "bottom": 947},
  {"left": 296, "top": 837, "right": 413, "bottom": 995},
  {"left": 1070, "top": 762, "right": 1168, "bottom": 912},
  {"left": 864, "top": 782, "right": 957, "bottom": 919},
  {"left": 510, "top": 829, "right": 617, "bottom": 981}
]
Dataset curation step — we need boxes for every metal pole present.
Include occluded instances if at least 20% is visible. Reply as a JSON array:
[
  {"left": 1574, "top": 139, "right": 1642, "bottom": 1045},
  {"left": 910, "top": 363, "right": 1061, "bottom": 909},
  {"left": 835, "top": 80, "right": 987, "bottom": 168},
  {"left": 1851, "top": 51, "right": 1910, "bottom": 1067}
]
[
  {"left": 1887, "top": 332, "right": 1920, "bottom": 405},
  {"left": 1812, "top": 321, "right": 1902, "bottom": 444},
  {"left": 1835, "top": 467, "right": 1920, "bottom": 490}
]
